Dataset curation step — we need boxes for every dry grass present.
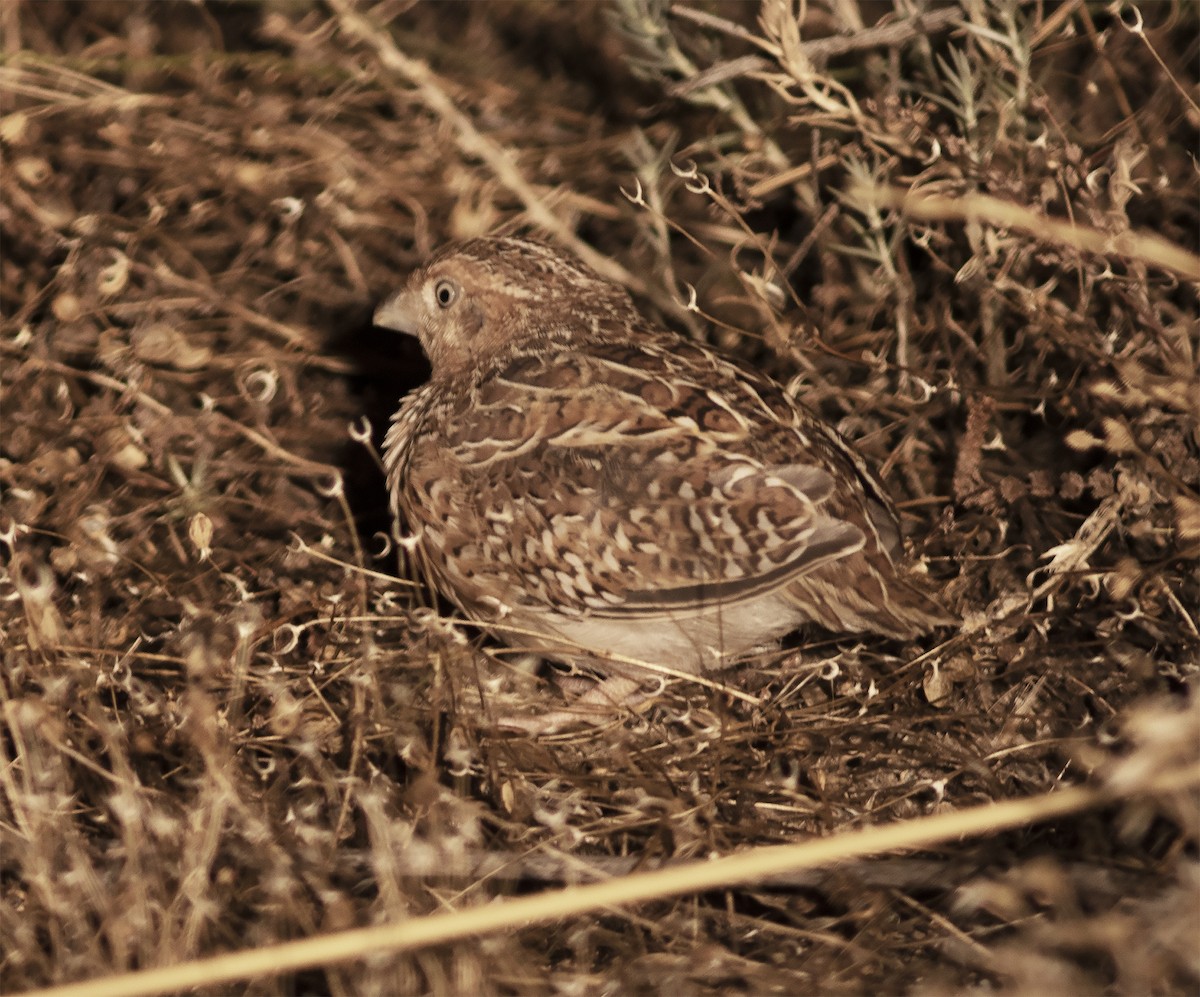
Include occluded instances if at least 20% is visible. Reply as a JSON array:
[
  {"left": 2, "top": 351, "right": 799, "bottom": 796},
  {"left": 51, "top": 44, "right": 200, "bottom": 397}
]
[{"left": 2, "top": 1, "right": 1198, "bottom": 994}]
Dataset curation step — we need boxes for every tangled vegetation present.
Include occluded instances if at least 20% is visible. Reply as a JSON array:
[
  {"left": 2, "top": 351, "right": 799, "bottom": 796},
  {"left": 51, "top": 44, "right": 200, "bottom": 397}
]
[{"left": 2, "top": 2, "right": 1197, "bottom": 993}]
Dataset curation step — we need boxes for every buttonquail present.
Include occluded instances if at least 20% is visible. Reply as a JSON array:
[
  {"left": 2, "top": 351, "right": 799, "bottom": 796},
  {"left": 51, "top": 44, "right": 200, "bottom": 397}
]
[{"left": 377, "top": 237, "right": 951, "bottom": 731}]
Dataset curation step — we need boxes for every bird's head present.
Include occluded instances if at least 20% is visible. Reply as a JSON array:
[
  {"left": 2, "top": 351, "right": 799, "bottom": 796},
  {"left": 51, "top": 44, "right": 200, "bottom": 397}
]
[{"left": 374, "top": 237, "right": 640, "bottom": 378}]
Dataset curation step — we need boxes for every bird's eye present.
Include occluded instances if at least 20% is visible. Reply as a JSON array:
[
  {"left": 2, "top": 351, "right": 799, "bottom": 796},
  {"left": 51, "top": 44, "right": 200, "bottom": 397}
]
[{"left": 433, "top": 279, "right": 459, "bottom": 308}]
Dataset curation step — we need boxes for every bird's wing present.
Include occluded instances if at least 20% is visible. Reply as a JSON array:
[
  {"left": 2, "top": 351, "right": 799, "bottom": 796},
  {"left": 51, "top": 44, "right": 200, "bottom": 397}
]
[{"left": 412, "top": 340, "right": 881, "bottom": 617}]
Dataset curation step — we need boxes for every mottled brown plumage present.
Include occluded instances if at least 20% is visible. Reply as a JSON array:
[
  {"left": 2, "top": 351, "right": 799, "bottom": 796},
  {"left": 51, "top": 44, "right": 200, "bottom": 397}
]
[{"left": 378, "top": 237, "right": 951, "bottom": 731}]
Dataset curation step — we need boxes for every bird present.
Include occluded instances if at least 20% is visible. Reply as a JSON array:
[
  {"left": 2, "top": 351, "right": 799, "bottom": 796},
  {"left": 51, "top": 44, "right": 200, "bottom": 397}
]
[{"left": 377, "top": 236, "right": 951, "bottom": 732}]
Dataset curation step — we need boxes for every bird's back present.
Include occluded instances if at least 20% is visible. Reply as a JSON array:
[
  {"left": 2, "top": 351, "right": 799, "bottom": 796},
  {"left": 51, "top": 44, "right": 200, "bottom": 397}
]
[{"left": 385, "top": 328, "right": 950, "bottom": 661}]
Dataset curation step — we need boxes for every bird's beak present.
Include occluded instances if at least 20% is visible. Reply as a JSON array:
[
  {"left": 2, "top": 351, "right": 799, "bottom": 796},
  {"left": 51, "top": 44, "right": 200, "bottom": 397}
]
[{"left": 374, "top": 289, "right": 420, "bottom": 336}]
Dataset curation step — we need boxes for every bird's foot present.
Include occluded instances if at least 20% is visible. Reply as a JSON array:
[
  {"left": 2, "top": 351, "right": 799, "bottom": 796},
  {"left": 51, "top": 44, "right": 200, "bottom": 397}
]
[{"left": 493, "top": 675, "right": 649, "bottom": 735}]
